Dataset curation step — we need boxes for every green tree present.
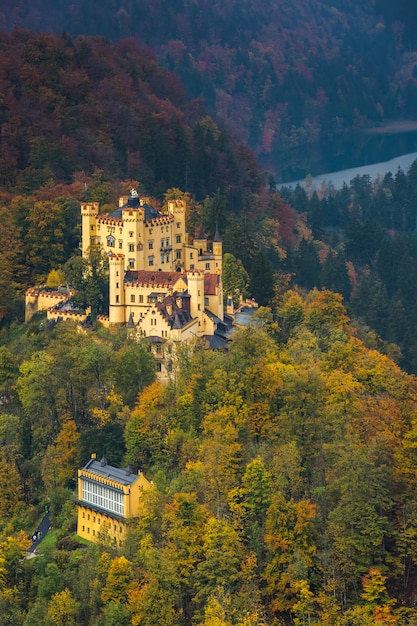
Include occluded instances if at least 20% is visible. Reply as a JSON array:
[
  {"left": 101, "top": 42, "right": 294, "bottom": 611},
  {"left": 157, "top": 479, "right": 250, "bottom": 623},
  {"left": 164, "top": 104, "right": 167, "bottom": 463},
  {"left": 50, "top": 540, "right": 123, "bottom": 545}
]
[
  {"left": 64, "top": 244, "right": 109, "bottom": 321},
  {"left": 249, "top": 251, "right": 274, "bottom": 306},
  {"left": 193, "top": 517, "right": 244, "bottom": 607},
  {"left": 113, "top": 342, "right": 156, "bottom": 407},
  {"left": 222, "top": 253, "right": 249, "bottom": 308}
]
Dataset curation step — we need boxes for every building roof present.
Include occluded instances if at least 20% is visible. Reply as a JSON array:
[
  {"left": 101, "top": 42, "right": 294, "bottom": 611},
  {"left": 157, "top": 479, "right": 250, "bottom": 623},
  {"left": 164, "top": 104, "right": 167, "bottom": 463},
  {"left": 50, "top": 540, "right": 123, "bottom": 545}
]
[
  {"left": 125, "top": 270, "right": 219, "bottom": 297},
  {"left": 81, "top": 457, "right": 139, "bottom": 486},
  {"left": 156, "top": 293, "right": 193, "bottom": 328},
  {"left": 108, "top": 195, "right": 163, "bottom": 221},
  {"left": 202, "top": 333, "right": 229, "bottom": 350},
  {"left": 204, "top": 273, "right": 219, "bottom": 295},
  {"left": 125, "top": 270, "right": 186, "bottom": 287}
]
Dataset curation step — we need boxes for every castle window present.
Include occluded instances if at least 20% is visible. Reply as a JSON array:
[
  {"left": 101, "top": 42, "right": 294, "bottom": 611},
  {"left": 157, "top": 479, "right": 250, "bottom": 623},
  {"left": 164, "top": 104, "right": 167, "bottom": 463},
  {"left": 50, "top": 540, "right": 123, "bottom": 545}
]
[
  {"left": 91, "top": 226, "right": 94, "bottom": 231},
  {"left": 161, "top": 254, "right": 164, "bottom": 264},
  {"left": 205, "top": 263, "right": 210, "bottom": 270},
  {"left": 176, "top": 222, "right": 180, "bottom": 228},
  {"left": 119, "top": 240, "right": 123, "bottom": 249},
  {"left": 148, "top": 241, "right": 153, "bottom": 250},
  {"left": 176, "top": 235, "right": 181, "bottom": 243},
  {"left": 116, "top": 282, "right": 119, "bottom": 288},
  {"left": 116, "top": 295, "right": 119, "bottom": 303},
  {"left": 107, "top": 236, "right": 115, "bottom": 247},
  {"left": 157, "top": 362, "right": 162, "bottom": 372},
  {"left": 176, "top": 250, "right": 181, "bottom": 259},
  {"left": 139, "top": 295, "right": 143, "bottom": 303},
  {"left": 205, "top": 297, "right": 209, "bottom": 306},
  {"left": 190, "top": 253, "right": 193, "bottom": 259},
  {"left": 131, "top": 295, "right": 135, "bottom": 303},
  {"left": 190, "top": 264, "right": 194, "bottom": 270},
  {"left": 129, "top": 244, "right": 135, "bottom": 252},
  {"left": 129, "top": 231, "right": 134, "bottom": 237},
  {"left": 82, "top": 525, "right": 85, "bottom": 532},
  {"left": 129, "top": 259, "right": 135, "bottom": 268},
  {"left": 198, "top": 304, "right": 201, "bottom": 310},
  {"left": 148, "top": 256, "right": 154, "bottom": 266},
  {"left": 90, "top": 237, "right": 95, "bottom": 245}
]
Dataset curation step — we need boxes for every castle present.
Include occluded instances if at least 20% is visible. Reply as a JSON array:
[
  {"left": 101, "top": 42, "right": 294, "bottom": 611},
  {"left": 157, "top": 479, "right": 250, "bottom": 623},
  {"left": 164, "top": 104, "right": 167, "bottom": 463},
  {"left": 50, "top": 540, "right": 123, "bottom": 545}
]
[
  {"left": 25, "top": 189, "right": 231, "bottom": 377},
  {"left": 80, "top": 190, "right": 228, "bottom": 376}
]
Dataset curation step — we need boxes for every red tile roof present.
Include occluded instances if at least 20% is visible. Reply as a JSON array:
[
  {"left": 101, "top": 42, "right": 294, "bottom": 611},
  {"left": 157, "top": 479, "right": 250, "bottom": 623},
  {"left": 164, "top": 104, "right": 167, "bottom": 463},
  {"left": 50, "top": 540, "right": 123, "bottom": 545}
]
[{"left": 204, "top": 273, "right": 219, "bottom": 295}]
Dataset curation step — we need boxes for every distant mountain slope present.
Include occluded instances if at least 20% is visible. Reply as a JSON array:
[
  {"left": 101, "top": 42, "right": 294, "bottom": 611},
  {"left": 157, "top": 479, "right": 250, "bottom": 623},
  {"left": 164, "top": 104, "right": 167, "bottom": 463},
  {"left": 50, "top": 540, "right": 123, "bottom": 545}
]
[
  {"left": 1, "top": 0, "right": 416, "bottom": 178},
  {"left": 0, "top": 29, "right": 262, "bottom": 201}
]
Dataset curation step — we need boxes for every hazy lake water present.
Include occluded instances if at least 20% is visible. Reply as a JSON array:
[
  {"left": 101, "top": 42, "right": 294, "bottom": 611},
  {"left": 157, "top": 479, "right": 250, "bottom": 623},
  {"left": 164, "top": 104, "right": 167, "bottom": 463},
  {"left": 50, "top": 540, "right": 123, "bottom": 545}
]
[
  {"left": 276, "top": 125, "right": 417, "bottom": 189},
  {"left": 279, "top": 150, "right": 417, "bottom": 190}
]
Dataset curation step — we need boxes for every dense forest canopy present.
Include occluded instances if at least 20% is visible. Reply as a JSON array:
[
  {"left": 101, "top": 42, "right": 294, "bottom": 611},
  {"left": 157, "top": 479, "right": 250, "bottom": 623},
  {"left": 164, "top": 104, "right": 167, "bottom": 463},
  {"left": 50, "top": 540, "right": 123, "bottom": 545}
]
[
  {"left": 1, "top": 1, "right": 417, "bottom": 176},
  {"left": 3, "top": 6, "right": 417, "bottom": 625},
  {"left": 3, "top": 293, "right": 417, "bottom": 624}
]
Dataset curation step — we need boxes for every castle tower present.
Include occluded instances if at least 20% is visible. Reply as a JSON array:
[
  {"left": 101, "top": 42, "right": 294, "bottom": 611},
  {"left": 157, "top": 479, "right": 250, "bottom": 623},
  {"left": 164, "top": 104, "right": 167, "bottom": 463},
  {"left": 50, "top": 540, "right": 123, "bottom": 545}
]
[
  {"left": 194, "top": 225, "right": 208, "bottom": 256},
  {"left": 80, "top": 202, "right": 99, "bottom": 257},
  {"left": 109, "top": 254, "right": 126, "bottom": 324},
  {"left": 213, "top": 228, "right": 223, "bottom": 275},
  {"left": 168, "top": 199, "right": 187, "bottom": 270},
  {"left": 121, "top": 192, "right": 145, "bottom": 271},
  {"left": 187, "top": 270, "right": 205, "bottom": 332}
]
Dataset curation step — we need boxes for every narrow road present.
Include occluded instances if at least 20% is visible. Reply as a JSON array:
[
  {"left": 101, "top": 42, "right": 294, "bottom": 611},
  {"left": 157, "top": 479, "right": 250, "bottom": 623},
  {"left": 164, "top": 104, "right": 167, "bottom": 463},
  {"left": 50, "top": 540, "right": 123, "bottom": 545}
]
[{"left": 28, "top": 511, "right": 50, "bottom": 554}]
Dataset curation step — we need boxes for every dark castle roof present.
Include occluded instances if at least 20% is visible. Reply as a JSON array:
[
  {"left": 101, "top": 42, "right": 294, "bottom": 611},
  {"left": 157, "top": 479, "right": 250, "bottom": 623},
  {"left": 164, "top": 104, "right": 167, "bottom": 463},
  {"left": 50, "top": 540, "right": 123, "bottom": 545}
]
[
  {"left": 82, "top": 457, "right": 138, "bottom": 486},
  {"left": 109, "top": 196, "right": 163, "bottom": 221}
]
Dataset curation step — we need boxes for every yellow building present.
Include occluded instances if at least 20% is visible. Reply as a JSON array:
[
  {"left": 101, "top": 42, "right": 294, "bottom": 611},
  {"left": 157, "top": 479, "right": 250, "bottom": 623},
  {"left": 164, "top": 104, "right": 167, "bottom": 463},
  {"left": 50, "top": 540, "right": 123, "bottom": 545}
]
[
  {"left": 81, "top": 190, "right": 229, "bottom": 376},
  {"left": 77, "top": 454, "right": 151, "bottom": 546},
  {"left": 81, "top": 189, "right": 223, "bottom": 276}
]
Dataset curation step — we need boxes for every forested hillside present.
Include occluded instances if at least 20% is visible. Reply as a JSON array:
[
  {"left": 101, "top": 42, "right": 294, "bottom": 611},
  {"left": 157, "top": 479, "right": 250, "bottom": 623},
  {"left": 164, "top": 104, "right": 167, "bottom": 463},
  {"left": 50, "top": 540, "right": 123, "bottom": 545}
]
[
  {"left": 3, "top": 293, "right": 417, "bottom": 624},
  {"left": 1, "top": 1, "right": 416, "bottom": 176},
  {"left": 279, "top": 165, "right": 417, "bottom": 374},
  {"left": 3, "top": 19, "right": 417, "bottom": 626},
  {"left": 0, "top": 29, "right": 261, "bottom": 199},
  {"left": 0, "top": 29, "right": 265, "bottom": 323}
]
